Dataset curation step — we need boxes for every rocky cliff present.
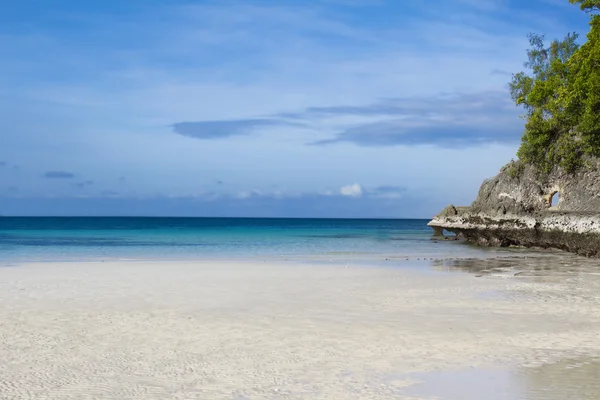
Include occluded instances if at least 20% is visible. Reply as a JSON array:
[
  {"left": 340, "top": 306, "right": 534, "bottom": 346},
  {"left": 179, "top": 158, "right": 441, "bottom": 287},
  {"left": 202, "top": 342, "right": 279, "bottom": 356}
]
[{"left": 428, "top": 159, "right": 600, "bottom": 257}]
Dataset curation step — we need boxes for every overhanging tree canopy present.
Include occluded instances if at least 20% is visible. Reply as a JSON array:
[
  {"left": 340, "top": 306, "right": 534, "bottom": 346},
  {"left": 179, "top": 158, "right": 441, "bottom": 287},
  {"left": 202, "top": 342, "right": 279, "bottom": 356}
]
[{"left": 509, "top": 0, "right": 600, "bottom": 173}]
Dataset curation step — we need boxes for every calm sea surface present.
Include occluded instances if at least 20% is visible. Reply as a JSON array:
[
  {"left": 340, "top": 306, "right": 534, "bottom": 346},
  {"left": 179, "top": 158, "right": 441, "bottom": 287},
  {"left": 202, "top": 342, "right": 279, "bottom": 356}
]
[{"left": 0, "top": 217, "right": 517, "bottom": 262}]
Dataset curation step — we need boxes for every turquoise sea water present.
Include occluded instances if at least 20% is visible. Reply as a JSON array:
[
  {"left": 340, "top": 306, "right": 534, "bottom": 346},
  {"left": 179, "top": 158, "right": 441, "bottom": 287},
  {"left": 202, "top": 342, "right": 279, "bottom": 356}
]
[{"left": 0, "top": 217, "right": 508, "bottom": 262}]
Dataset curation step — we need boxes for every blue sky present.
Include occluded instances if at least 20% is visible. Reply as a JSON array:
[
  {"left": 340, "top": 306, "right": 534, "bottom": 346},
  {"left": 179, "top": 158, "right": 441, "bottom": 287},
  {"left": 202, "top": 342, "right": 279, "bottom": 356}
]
[{"left": 0, "top": 0, "right": 591, "bottom": 217}]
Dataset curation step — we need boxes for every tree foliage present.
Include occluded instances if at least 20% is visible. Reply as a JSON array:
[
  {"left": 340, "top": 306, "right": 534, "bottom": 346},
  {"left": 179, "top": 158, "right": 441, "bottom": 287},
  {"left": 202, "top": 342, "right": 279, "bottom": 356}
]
[
  {"left": 569, "top": 0, "right": 600, "bottom": 12},
  {"left": 510, "top": 2, "right": 600, "bottom": 173}
]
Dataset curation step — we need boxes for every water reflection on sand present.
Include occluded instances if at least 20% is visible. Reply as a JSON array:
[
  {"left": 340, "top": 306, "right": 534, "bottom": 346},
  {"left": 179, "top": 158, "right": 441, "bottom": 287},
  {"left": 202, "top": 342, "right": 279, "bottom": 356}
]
[
  {"left": 409, "top": 252, "right": 600, "bottom": 399},
  {"left": 431, "top": 253, "right": 600, "bottom": 282},
  {"left": 520, "top": 357, "right": 600, "bottom": 399},
  {"left": 404, "top": 357, "right": 600, "bottom": 400}
]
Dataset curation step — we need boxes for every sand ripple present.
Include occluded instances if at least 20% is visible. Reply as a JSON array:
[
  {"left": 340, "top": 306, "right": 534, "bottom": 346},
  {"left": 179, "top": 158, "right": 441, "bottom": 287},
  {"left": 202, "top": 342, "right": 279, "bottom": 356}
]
[{"left": 1, "top": 259, "right": 600, "bottom": 399}]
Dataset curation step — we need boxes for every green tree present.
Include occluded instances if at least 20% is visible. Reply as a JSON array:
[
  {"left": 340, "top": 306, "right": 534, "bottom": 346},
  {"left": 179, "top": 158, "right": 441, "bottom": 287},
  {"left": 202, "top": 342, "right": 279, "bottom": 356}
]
[
  {"left": 564, "top": 13, "right": 600, "bottom": 155},
  {"left": 509, "top": 32, "right": 580, "bottom": 172},
  {"left": 509, "top": 1, "right": 600, "bottom": 173},
  {"left": 569, "top": 0, "right": 600, "bottom": 12}
]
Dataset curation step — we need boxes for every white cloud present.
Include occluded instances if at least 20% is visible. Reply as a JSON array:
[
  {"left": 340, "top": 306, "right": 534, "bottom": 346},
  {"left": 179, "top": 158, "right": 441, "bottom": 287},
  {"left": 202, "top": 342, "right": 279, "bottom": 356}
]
[
  {"left": 235, "top": 189, "right": 263, "bottom": 199},
  {"left": 340, "top": 183, "right": 363, "bottom": 197},
  {"left": 319, "top": 189, "right": 334, "bottom": 196}
]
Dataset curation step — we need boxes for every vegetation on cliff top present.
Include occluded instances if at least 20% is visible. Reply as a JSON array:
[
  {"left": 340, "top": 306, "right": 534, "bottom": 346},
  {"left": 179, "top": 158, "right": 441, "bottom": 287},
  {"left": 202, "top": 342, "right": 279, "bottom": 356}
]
[{"left": 509, "top": 0, "right": 600, "bottom": 174}]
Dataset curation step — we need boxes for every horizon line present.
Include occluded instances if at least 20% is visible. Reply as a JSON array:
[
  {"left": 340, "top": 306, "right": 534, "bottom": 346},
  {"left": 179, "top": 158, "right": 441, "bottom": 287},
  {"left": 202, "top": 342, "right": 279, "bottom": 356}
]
[{"left": 0, "top": 215, "right": 432, "bottom": 220}]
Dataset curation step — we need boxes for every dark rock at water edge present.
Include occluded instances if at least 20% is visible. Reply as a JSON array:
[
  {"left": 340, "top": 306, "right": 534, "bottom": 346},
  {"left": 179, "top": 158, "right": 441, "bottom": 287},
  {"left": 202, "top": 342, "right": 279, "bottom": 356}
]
[{"left": 428, "top": 159, "right": 600, "bottom": 257}]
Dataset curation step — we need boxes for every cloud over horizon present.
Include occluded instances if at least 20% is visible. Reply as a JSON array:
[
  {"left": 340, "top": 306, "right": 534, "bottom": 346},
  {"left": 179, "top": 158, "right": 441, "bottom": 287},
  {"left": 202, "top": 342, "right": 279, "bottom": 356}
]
[
  {"left": 0, "top": 186, "right": 442, "bottom": 218},
  {"left": 340, "top": 183, "right": 363, "bottom": 197}
]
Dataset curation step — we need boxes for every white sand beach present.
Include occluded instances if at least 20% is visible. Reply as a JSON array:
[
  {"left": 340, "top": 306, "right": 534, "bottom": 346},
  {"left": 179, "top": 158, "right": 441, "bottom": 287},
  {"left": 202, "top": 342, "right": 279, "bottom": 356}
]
[{"left": 1, "top": 258, "right": 600, "bottom": 399}]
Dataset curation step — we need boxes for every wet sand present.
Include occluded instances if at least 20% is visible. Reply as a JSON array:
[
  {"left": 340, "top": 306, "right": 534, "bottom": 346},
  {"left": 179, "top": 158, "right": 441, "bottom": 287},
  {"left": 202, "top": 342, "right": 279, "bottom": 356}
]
[{"left": 1, "top": 257, "right": 600, "bottom": 399}]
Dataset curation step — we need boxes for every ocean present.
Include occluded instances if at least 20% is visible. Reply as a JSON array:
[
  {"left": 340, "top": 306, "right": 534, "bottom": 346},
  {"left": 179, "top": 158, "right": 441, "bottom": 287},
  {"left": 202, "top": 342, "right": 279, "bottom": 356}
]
[{"left": 0, "top": 217, "right": 513, "bottom": 262}]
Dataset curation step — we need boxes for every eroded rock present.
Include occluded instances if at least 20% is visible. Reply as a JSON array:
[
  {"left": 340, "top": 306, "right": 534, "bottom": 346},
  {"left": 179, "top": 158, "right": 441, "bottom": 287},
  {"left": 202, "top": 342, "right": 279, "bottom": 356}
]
[{"left": 428, "top": 159, "right": 600, "bottom": 257}]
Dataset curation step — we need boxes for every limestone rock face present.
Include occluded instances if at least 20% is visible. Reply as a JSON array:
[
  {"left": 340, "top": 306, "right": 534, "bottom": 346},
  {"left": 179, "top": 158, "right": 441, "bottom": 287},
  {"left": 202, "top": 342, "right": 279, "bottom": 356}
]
[
  {"left": 470, "top": 159, "right": 600, "bottom": 215},
  {"left": 428, "top": 159, "right": 600, "bottom": 257}
]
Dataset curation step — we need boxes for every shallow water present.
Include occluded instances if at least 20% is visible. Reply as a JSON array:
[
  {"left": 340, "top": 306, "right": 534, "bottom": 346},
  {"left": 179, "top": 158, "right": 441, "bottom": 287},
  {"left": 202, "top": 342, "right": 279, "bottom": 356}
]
[
  {"left": 433, "top": 253, "right": 600, "bottom": 282},
  {"left": 404, "top": 357, "right": 600, "bottom": 400},
  {"left": 0, "top": 216, "right": 527, "bottom": 262}
]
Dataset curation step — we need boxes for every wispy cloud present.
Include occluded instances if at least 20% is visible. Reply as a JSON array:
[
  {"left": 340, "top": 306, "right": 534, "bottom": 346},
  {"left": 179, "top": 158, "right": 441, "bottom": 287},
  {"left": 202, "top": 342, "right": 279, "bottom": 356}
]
[
  {"left": 320, "top": 0, "right": 385, "bottom": 6},
  {"left": 368, "top": 185, "right": 407, "bottom": 198},
  {"left": 307, "top": 91, "right": 522, "bottom": 147},
  {"left": 172, "top": 119, "right": 304, "bottom": 139},
  {"left": 43, "top": 171, "right": 75, "bottom": 179},
  {"left": 457, "top": 0, "right": 507, "bottom": 12},
  {"left": 490, "top": 68, "right": 512, "bottom": 76},
  {"left": 310, "top": 120, "right": 517, "bottom": 147},
  {"left": 174, "top": 90, "right": 522, "bottom": 148},
  {"left": 74, "top": 180, "right": 94, "bottom": 188}
]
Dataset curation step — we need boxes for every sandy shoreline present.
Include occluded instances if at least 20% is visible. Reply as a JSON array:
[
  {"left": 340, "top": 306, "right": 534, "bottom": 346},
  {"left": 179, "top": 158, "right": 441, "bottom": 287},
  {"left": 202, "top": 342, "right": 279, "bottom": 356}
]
[{"left": 1, "top": 257, "right": 600, "bottom": 399}]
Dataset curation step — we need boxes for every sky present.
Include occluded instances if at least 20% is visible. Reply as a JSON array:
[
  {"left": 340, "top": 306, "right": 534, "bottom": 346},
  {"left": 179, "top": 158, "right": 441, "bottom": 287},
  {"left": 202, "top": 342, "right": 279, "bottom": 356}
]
[{"left": 0, "top": 0, "right": 592, "bottom": 217}]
